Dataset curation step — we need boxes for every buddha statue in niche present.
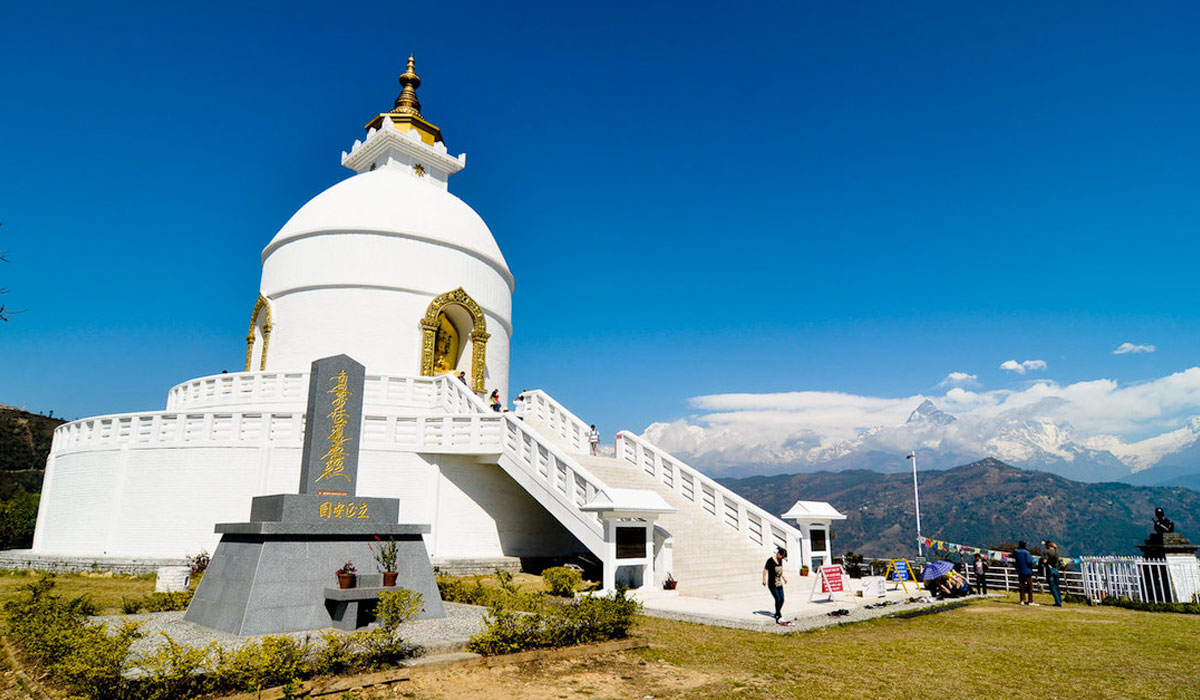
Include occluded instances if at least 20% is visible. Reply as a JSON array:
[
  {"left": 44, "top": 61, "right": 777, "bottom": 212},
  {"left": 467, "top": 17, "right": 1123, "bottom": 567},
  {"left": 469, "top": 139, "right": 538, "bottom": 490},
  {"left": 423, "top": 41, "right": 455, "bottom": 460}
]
[{"left": 432, "top": 312, "right": 459, "bottom": 374}]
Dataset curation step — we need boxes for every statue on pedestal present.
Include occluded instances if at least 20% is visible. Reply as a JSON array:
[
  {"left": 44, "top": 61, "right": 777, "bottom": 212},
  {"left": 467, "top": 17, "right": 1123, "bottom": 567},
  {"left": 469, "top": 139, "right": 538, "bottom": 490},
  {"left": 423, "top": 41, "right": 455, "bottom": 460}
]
[{"left": 1153, "top": 507, "right": 1175, "bottom": 534}]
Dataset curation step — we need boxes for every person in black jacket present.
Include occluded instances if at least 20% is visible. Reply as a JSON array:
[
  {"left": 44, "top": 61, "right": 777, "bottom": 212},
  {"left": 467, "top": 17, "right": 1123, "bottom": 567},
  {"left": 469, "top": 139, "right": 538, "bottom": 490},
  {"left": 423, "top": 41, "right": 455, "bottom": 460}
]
[{"left": 762, "top": 547, "right": 789, "bottom": 625}]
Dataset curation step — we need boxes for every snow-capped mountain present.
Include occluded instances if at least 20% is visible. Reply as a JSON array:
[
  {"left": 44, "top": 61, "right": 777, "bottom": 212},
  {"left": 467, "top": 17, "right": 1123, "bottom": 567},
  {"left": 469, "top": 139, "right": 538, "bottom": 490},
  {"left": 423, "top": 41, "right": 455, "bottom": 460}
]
[{"left": 642, "top": 401, "right": 1200, "bottom": 482}]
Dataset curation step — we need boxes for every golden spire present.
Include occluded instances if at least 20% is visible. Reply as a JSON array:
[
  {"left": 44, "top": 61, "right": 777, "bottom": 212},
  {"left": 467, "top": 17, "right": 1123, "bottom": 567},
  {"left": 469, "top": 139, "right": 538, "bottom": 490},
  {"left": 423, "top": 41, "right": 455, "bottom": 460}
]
[
  {"left": 393, "top": 55, "right": 422, "bottom": 115},
  {"left": 366, "top": 55, "right": 443, "bottom": 145}
]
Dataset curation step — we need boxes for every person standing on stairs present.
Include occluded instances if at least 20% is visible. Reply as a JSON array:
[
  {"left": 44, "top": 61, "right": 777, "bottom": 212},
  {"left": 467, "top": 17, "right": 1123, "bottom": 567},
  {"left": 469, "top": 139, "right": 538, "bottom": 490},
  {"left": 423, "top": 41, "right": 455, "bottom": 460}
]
[
  {"left": 763, "top": 547, "right": 789, "bottom": 625},
  {"left": 513, "top": 392, "right": 526, "bottom": 420},
  {"left": 588, "top": 425, "right": 600, "bottom": 455}
]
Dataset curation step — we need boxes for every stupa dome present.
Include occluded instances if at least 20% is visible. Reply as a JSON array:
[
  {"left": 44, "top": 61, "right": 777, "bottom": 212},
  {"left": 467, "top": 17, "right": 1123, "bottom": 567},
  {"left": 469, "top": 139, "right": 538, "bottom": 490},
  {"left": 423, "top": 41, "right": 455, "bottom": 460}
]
[{"left": 264, "top": 166, "right": 509, "bottom": 276}]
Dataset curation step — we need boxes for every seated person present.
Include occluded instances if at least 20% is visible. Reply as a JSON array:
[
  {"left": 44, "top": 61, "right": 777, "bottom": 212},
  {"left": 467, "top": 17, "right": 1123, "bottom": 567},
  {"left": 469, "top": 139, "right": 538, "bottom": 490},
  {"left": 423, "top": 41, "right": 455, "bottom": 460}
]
[{"left": 946, "top": 570, "right": 972, "bottom": 596}]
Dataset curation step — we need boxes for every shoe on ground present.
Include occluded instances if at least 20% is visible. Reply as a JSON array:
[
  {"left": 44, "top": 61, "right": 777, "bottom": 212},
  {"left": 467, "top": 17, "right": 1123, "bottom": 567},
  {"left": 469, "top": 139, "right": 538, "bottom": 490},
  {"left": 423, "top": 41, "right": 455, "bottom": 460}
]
[
  {"left": 777, "top": 619, "right": 791, "bottom": 626},
  {"left": 1029, "top": 602, "right": 1040, "bottom": 606}
]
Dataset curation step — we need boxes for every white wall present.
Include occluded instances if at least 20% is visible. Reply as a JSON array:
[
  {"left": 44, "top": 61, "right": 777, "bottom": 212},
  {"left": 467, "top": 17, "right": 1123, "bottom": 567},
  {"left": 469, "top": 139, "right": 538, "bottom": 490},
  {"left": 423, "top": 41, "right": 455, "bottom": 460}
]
[
  {"left": 34, "top": 441, "right": 580, "bottom": 562},
  {"left": 260, "top": 232, "right": 511, "bottom": 400}
]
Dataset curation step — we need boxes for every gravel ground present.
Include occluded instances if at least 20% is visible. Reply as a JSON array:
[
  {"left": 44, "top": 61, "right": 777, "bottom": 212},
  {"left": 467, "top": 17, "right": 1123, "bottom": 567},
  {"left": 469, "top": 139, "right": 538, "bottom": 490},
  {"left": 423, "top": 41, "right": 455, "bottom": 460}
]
[{"left": 96, "top": 602, "right": 489, "bottom": 661}]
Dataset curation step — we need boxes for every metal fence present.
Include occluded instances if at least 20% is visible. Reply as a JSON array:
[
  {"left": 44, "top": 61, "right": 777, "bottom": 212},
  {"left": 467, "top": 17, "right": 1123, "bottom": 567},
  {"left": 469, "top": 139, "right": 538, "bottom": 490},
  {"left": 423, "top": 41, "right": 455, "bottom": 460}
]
[{"left": 859, "top": 556, "right": 1200, "bottom": 604}]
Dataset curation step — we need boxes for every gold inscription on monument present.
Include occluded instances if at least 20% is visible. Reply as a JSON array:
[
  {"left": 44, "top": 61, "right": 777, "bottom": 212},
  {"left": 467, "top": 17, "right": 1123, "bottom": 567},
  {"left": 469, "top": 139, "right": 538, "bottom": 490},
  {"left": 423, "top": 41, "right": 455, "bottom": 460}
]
[
  {"left": 316, "top": 370, "right": 353, "bottom": 484},
  {"left": 318, "top": 501, "right": 370, "bottom": 519}
]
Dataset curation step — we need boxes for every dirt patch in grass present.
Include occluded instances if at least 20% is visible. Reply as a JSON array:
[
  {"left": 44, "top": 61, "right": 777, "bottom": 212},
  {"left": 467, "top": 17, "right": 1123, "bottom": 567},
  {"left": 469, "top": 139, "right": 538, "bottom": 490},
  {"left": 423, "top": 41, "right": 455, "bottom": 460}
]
[{"left": 359, "top": 652, "right": 728, "bottom": 699}]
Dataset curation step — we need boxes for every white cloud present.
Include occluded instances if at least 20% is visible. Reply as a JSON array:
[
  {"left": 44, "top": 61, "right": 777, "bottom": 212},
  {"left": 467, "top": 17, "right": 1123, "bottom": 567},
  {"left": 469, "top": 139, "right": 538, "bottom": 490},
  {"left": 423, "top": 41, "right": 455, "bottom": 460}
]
[
  {"left": 640, "top": 367, "right": 1200, "bottom": 476},
  {"left": 1000, "top": 359, "right": 1047, "bottom": 374},
  {"left": 938, "top": 371, "right": 978, "bottom": 387},
  {"left": 1113, "top": 342, "right": 1156, "bottom": 355}
]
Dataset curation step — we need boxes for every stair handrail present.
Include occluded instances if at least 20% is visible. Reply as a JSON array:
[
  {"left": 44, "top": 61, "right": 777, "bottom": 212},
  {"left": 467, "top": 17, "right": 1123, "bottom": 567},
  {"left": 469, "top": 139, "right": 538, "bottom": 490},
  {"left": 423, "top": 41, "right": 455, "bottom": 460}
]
[
  {"left": 433, "top": 374, "right": 492, "bottom": 415},
  {"left": 495, "top": 413, "right": 611, "bottom": 550},
  {"left": 615, "top": 430, "right": 801, "bottom": 558},
  {"left": 521, "top": 389, "right": 593, "bottom": 454}
]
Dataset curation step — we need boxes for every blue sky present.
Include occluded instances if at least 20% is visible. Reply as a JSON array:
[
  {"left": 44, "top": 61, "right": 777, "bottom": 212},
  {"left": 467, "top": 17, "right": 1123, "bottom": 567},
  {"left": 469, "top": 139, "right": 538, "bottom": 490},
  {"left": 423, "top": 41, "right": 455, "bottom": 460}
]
[{"left": 3, "top": 2, "right": 1199, "bottom": 469}]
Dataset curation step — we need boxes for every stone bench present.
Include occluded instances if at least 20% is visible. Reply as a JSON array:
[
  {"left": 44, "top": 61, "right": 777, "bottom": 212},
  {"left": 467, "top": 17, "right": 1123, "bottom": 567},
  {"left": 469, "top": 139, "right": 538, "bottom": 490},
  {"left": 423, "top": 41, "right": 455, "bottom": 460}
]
[{"left": 323, "top": 585, "right": 399, "bottom": 630}]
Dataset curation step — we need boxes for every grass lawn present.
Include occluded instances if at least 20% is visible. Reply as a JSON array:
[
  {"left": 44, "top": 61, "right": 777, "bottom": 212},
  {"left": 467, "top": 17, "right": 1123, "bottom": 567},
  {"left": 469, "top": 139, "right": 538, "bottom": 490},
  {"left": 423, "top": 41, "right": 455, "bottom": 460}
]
[
  {"left": 374, "top": 594, "right": 1200, "bottom": 700},
  {"left": 1, "top": 572, "right": 1195, "bottom": 699},
  {"left": 0, "top": 570, "right": 156, "bottom": 615}
]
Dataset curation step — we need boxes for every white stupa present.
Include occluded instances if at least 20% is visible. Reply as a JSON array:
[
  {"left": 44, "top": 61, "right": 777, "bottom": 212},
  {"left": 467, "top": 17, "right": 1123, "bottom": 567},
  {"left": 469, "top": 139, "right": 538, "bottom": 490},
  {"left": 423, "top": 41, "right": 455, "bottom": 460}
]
[{"left": 27, "top": 62, "right": 842, "bottom": 591}]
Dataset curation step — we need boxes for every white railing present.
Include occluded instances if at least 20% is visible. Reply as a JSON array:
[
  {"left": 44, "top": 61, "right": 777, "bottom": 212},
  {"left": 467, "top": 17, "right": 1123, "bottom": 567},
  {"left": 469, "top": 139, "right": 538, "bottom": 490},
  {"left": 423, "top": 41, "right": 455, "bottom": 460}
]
[
  {"left": 615, "top": 431, "right": 801, "bottom": 558},
  {"left": 435, "top": 374, "right": 492, "bottom": 415},
  {"left": 52, "top": 411, "right": 308, "bottom": 451},
  {"left": 166, "top": 372, "right": 491, "bottom": 415},
  {"left": 496, "top": 415, "right": 606, "bottom": 546},
  {"left": 51, "top": 410, "right": 511, "bottom": 455},
  {"left": 521, "top": 390, "right": 593, "bottom": 454},
  {"left": 1080, "top": 556, "right": 1200, "bottom": 604},
  {"left": 362, "top": 414, "right": 505, "bottom": 453},
  {"left": 166, "top": 372, "right": 307, "bottom": 410}
]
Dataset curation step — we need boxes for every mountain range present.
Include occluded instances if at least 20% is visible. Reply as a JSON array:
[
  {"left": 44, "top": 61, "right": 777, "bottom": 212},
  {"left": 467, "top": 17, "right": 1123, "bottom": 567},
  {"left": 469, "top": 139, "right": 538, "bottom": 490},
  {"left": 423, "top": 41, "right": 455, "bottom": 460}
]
[
  {"left": 645, "top": 398, "right": 1200, "bottom": 484},
  {"left": 719, "top": 458, "right": 1200, "bottom": 558}
]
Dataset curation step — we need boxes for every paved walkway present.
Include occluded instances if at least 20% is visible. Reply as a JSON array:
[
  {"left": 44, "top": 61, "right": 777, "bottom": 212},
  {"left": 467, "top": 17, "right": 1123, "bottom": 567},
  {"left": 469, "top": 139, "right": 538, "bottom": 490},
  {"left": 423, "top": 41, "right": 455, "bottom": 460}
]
[{"left": 631, "top": 575, "right": 978, "bottom": 633}]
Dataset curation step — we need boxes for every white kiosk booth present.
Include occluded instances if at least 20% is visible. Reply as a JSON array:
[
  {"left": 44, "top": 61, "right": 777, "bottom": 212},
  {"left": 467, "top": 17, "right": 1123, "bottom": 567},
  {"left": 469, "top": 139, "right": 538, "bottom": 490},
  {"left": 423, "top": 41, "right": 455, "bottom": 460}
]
[
  {"left": 582, "top": 488, "right": 675, "bottom": 591},
  {"left": 782, "top": 500, "right": 847, "bottom": 572}
]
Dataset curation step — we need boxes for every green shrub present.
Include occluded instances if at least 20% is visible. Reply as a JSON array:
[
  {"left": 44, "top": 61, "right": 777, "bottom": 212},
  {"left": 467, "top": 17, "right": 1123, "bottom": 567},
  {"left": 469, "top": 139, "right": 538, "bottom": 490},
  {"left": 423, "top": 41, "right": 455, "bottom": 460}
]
[
  {"left": 7, "top": 577, "right": 426, "bottom": 698},
  {"left": 542, "top": 567, "right": 582, "bottom": 597},
  {"left": 121, "top": 590, "right": 194, "bottom": 615},
  {"left": 1100, "top": 596, "right": 1200, "bottom": 614},
  {"left": 437, "top": 570, "right": 546, "bottom": 611},
  {"left": 311, "top": 630, "right": 364, "bottom": 676},
  {"left": 132, "top": 634, "right": 212, "bottom": 700},
  {"left": 5, "top": 575, "right": 102, "bottom": 667},
  {"left": 137, "top": 591, "right": 193, "bottom": 612},
  {"left": 468, "top": 589, "right": 640, "bottom": 655},
  {"left": 376, "top": 588, "right": 423, "bottom": 629},
  {"left": 52, "top": 620, "right": 142, "bottom": 699},
  {"left": 466, "top": 604, "right": 546, "bottom": 655},
  {"left": 209, "top": 635, "right": 311, "bottom": 693},
  {"left": 355, "top": 589, "right": 423, "bottom": 666}
]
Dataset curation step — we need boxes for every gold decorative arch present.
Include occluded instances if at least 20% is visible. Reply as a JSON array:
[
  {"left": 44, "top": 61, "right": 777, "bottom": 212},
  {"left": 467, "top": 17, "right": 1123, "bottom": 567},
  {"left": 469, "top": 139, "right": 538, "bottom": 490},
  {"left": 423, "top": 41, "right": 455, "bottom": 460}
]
[
  {"left": 243, "top": 295, "right": 273, "bottom": 371},
  {"left": 419, "top": 287, "right": 489, "bottom": 393}
]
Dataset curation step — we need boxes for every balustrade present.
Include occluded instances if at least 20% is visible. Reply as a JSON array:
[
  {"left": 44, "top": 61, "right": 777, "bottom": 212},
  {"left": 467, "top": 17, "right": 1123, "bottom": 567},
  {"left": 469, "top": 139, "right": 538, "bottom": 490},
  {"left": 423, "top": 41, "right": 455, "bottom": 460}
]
[
  {"left": 616, "top": 430, "right": 800, "bottom": 557},
  {"left": 165, "top": 372, "right": 491, "bottom": 415}
]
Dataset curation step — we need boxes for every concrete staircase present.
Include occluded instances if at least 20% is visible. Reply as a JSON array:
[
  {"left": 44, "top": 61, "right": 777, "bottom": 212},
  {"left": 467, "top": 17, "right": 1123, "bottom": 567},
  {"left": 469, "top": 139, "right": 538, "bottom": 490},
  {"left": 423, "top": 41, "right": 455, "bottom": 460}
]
[{"left": 576, "top": 454, "right": 772, "bottom": 598}]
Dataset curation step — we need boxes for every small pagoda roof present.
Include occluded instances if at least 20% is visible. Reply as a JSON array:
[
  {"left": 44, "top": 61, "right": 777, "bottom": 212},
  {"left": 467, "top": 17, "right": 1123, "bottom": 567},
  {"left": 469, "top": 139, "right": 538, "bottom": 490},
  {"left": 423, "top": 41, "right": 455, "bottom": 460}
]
[{"left": 781, "top": 500, "right": 846, "bottom": 521}]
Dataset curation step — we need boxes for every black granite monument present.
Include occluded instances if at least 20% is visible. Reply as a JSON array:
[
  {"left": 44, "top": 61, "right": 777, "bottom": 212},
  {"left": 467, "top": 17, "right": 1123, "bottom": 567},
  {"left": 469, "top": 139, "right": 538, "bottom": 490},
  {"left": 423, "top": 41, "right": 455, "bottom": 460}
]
[
  {"left": 184, "top": 354, "right": 445, "bottom": 635},
  {"left": 1135, "top": 507, "right": 1198, "bottom": 603}
]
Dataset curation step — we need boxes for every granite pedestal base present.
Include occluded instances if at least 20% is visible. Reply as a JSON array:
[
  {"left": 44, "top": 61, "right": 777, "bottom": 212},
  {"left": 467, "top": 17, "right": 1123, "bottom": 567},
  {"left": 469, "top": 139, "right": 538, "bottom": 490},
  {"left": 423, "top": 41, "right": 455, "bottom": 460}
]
[
  {"left": 1138, "top": 533, "right": 1199, "bottom": 603},
  {"left": 184, "top": 521, "right": 444, "bottom": 636}
]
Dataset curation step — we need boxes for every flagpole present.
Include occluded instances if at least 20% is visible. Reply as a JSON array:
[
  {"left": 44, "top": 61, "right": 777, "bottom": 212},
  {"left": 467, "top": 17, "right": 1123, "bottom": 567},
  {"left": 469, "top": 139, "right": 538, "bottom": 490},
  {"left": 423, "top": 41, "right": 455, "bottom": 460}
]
[{"left": 907, "top": 451, "right": 923, "bottom": 558}]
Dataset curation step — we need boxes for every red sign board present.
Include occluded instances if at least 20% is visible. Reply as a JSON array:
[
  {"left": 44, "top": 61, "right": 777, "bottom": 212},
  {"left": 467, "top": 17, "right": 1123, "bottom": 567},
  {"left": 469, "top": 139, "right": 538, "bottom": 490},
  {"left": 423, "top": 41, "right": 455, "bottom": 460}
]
[{"left": 821, "top": 565, "right": 844, "bottom": 593}]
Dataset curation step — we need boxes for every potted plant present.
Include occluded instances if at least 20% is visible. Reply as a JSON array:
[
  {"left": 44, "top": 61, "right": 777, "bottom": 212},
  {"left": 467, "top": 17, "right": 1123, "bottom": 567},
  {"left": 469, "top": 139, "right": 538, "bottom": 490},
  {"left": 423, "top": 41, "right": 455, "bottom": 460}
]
[
  {"left": 662, "top": 573, "right": 677, "bottom": 590},
  {"left": 370, "top": 536, "right": 399, "bottom": 586},
  {"left": 336, "top": 561, "right": 357, "bottom": 589},
  {"left": 800, "top": 565, "right": 810, "bottom": 577}
]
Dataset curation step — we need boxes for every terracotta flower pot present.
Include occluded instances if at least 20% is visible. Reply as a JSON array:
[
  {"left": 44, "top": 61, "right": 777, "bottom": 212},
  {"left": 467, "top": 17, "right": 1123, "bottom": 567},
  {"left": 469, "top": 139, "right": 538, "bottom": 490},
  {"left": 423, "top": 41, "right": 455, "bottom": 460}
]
[
  {"left": 383, "top": 572, "right": 399, "bottom": 587},
  {"left": 337, "top": 573, "right": 356, "bottom": 589},
  {"left": 663, "top": 580, "right": 677, "bottom": 590}
]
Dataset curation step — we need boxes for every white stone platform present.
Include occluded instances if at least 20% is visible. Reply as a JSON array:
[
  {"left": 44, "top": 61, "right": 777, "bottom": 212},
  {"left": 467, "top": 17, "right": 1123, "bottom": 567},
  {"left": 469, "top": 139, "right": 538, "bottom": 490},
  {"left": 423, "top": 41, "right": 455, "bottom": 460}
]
[{"left": 630, "top": 575, "right": 966, "bottom": 633}]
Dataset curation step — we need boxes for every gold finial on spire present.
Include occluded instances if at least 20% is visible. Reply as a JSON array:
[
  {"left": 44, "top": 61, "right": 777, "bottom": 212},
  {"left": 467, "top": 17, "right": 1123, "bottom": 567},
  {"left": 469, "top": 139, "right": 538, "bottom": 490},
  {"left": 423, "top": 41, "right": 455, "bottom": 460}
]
[
  {"left": 393, "top": 55, "right": 422, "bottom": 115},
  {"left": 366, "top": 55, "right": 443, "bottom": 144}
]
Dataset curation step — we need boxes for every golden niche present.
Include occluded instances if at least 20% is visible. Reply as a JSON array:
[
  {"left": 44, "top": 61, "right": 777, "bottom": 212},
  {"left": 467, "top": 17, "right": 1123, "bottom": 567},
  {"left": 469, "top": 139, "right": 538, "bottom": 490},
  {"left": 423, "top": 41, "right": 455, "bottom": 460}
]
[
  {"left": 431, "top": 313, "right": 459, "bottom": 374},
  {"left": 419, "top": 287, "right": 489, "bottom": 393}
]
